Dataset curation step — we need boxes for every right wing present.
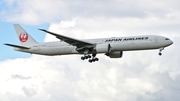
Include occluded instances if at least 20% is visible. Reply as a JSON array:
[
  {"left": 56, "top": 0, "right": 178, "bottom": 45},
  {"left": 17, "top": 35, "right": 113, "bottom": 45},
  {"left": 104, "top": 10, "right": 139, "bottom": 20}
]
[{"left": 4, "top": 43, "right": 30, "bottom": 49}]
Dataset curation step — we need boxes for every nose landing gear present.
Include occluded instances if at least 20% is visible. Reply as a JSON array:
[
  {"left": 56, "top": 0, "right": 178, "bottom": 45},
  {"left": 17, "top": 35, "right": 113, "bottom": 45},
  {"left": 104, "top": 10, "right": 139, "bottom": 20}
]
[{"left": 158, "top": 47, "right": 164, "bottom": 56}]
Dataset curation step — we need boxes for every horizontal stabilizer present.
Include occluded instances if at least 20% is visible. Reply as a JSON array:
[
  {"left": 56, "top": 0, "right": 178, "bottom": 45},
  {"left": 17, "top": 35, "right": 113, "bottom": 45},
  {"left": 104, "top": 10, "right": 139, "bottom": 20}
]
[{"left": 4, "top": 43, "right": 30, "bottom": 49}]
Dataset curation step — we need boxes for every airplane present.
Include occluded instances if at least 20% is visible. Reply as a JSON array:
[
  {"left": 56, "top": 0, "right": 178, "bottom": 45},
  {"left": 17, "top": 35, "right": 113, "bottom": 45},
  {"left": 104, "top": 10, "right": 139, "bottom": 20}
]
[{"left": 4, "top": 24, "right": 173, "bottom": 63}]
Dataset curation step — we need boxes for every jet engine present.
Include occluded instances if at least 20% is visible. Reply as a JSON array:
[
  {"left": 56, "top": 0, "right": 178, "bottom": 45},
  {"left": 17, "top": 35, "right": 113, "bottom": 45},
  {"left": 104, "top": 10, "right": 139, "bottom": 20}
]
[
  {"left": 95, "top": 43, "right": 111, "bottom": 53},
  {"left": 105, "top": 51, "right": 123, "bottom": 58}
]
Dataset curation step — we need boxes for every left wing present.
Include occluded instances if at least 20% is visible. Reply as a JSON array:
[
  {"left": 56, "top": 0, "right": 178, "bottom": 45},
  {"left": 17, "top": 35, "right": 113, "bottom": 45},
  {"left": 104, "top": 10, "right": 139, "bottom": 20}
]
[{"left": 39, "top": 29, "right": 95, "bottom": 48}]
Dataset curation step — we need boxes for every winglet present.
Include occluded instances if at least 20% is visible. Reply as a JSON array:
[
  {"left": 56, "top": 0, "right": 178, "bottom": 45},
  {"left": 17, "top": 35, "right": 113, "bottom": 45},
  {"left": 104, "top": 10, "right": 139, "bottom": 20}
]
[
  {"left": 39, "top": 29, "right": 53, "bottom": 35},
  {"left": 39, "top": 29, "right": 46, "bottom": 31}
]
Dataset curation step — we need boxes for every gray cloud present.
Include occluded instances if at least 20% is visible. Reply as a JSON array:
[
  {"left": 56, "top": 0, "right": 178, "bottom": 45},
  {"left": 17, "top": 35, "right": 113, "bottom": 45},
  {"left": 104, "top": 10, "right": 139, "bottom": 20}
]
[
  {"left": 21, "top": 85, "right": 37, "bottom": 97},
  {"left": 11, "top": 74, "right": 32, "bottom": 80}
]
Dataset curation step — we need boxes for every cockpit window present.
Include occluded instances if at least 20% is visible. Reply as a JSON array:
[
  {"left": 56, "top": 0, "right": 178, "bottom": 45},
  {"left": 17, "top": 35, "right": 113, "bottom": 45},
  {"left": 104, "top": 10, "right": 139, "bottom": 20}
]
[{"left": 165, "top": 38, "right": 170, "bottom": 40}]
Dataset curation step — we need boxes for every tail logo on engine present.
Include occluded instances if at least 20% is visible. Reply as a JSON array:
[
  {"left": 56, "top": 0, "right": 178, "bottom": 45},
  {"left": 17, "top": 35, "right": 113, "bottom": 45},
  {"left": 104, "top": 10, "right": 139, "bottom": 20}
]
[{"left": 19, "top": 32, "right": 28, "bottom": 42}]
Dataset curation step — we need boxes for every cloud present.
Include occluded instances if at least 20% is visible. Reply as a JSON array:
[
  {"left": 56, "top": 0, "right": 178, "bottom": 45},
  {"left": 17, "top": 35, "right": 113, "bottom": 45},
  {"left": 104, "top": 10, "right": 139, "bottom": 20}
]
[
  {"left": 1, "top": 0, "right": 180, "bottom": 101},
  {"left": 44, "top": 16, "right": 178, "bottom": 43},
  {"left": 11, "top": 74, "right": 32, "bottom": 80},
  {"left": 0, "top": 17, "right": 180, "bottom": 101},
  {"left": 21, "top": 85, "right": 37, "bottom": 97},
  {"left": 1, "top": 0, "right": 180, "bottom": 25},
  {"left": 1, "top": 49, "right": 180, "bottom": 101}
]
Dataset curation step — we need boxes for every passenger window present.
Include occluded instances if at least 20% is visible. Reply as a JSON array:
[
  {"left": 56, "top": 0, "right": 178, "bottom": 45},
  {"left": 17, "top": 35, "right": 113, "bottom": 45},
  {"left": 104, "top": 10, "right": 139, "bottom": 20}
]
[{"left": 165, "top": 38, "right": 169, "bottom": 40}]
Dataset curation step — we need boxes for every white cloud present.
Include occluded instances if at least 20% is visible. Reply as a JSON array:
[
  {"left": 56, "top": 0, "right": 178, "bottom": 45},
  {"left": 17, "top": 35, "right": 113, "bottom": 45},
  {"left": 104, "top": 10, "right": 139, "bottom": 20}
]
[
  {"left": 1, "top": 0, "right": 180, "bottom": 101},
  {"left": 2, "top": 0, "right": 180, "bottom": 25},
  {"left": 1, "top": 47, "right": 180, "bottom": 101},
  {"left": 0, "top": 18, "right": 180, "bottom": 100},
  {"left": 44, "top": 16, "right": 178, "bottom": 42}
]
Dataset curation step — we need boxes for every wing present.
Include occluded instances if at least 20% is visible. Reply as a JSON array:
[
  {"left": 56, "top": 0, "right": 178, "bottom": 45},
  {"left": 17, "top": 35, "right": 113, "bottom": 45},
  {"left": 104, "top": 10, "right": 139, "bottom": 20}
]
[{"left": 39, "top": 29, "right": 95, "bottom": 48}]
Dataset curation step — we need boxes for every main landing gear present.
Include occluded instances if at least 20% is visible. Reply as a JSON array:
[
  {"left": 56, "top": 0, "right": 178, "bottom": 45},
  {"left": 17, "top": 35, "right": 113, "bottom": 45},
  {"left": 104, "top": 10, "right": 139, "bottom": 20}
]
[
  {"left": 80, "top": 49, "right": 99, "bottom": 63},
  {"left": 81, "top": 54, "right": 99, "bottom": 63},
  {"left": 158, "top": 47, "right": 164, "bottom": 56}
]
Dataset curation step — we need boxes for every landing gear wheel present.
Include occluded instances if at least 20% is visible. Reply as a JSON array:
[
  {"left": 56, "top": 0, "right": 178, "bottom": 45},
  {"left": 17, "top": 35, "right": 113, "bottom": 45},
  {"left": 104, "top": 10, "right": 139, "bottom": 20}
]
[
  {"left": 85, "top": 56, "right": 89, "bottom": 59},
  {"left": 88, "top": 55, "right": 91, "bottom": 58},
  {"left": 89, "top": 59, "right": 92, "bottom": 63},
  {"left": 159, "top": 53, "right": 162, "bottom": 56},
  {"left": 81, "top": 54, "right": 91, "bottom": 60},
  {"left": 95, "top": 58, "right": 99, "bottom": 61},
  {"left": 81, "top": 56, "right": 85, "bottom": 60},
  {"left": 92, "top": 59, "right": 95, "bottom": 62}
]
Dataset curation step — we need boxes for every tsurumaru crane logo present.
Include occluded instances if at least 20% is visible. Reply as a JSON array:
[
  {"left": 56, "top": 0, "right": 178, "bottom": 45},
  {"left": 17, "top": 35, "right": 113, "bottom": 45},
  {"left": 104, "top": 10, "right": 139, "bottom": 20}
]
[{"left": 19, "top": 32, "right": 28, "bottom": 42}]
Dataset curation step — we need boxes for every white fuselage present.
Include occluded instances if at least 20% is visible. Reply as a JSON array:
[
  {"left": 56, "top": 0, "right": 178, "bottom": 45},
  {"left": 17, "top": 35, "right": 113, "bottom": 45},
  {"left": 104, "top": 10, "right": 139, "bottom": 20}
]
[{"left": 15, "top": 35, "right": 173, "bottom": 56}]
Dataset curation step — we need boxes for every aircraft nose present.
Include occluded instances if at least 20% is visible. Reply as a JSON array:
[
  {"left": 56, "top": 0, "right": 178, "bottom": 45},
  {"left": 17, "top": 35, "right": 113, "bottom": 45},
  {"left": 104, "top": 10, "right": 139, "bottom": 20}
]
[
  {"left": 169, "top": 40, "right": 173, "bottom": 45},
  {"left": 170, "top": 40, "right": 173, "bottom": 45}
]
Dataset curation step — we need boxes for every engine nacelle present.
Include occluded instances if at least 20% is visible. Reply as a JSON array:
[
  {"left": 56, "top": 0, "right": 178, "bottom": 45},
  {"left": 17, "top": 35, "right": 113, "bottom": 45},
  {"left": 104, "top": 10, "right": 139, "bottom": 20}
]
[
  {"left": 105, "top": 51, "right": 123, "bottom": 58},
  {"left": 95, "top": 44, "right": 111, "bottom": 53}
]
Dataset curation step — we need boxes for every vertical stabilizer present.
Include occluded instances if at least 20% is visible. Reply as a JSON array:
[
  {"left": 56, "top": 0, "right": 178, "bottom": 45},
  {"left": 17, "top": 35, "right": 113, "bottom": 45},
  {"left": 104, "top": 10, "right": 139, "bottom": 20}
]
[{"left": 14, "top": 24, "right": 38, "bottom": 46}]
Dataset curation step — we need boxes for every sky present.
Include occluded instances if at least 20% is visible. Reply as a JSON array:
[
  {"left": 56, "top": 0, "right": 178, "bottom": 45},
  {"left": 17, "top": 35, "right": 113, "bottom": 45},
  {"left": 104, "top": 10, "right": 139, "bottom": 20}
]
[{"left": 0, "top": 0, "right": 180, "bottom": 101}]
